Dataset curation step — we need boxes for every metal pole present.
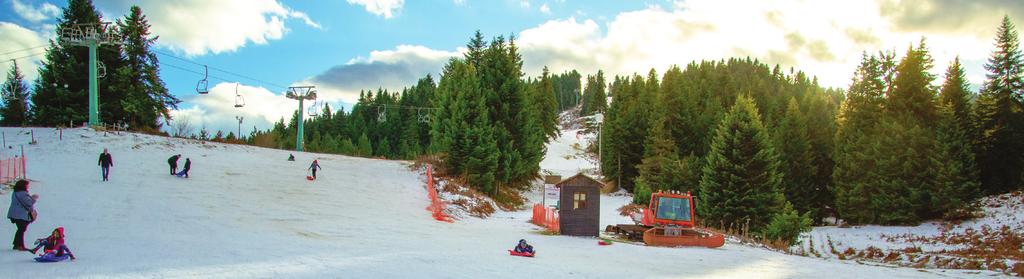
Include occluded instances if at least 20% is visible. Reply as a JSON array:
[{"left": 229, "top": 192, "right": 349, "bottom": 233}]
[
  {"left": 88, "top": 41, "right": 99, "bottom": 127},
  {"left": 296, "top": 98, "right": 304, "bottom": 151}
]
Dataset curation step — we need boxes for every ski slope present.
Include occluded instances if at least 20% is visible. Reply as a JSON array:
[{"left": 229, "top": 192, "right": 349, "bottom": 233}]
[{"left": 0, "top": 127, "right": 1002, "bottom": 278}]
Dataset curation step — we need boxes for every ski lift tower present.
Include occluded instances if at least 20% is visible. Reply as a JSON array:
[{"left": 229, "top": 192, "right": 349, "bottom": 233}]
[
  {"left": 60, "top": 22, "right": 122, "bottom": 127},
  {"left": 286, "top": 86, "right": 316, "bottom": 151}
]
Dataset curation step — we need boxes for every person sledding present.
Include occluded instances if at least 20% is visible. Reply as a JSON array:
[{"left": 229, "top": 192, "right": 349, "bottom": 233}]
[
  {"left": 176, "top": 158, "right": 191, "bottom": 178},
  {"left": 510, "top": 239, "right": 535, "bottom": 257},
  {"left": 308, "top": 160, "right": 321, "bottom": 180},
  {"left": 29, "top": 227, "right": 75, "bottom": 261}
]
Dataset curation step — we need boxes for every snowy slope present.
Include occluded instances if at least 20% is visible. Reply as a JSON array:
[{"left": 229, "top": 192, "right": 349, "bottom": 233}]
[{"left": 0, "top": 127, "right": 1005, "bottom": 278}]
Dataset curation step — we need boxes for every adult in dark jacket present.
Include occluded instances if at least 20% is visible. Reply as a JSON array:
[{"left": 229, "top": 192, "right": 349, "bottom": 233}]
[
  {"left": 168, "top": 154, "right": 181, "bottom": 175},
  {"left": 181, "top": 158, "right": 191, "bottom": 178},
  {"left": 309, "top": 160, "right": 321, "bottom": 179},
  {"left": 98, "top": 148, "right": 113, "bottom": 181},
  {"left": 7, "top": 180, "right": 37, "bottom": 251}
]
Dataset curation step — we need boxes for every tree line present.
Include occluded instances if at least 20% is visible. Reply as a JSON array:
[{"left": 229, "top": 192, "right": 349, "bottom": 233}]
[{"left": 596, "top": 16, "right": 1024, "bottom": 240}]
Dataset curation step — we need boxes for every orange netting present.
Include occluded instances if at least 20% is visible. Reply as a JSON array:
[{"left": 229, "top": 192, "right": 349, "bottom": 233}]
[
  {"left": 425, "top": 165, "right": 453, "bottom": 223},
  {"left": 531, "top": 203, "right": 559, "bottom": 233},
  {"left": 0, "top": 156, "right": 26, "bottom": 184}
]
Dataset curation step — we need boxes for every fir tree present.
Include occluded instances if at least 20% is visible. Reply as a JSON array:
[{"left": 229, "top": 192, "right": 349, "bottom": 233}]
[
  {"left": 0, "top": 62, "right": 31, "bottom": 126},
  {"left": 699, "top": 96, "right": 784, "bottom": 232},
  {"left": 775, "top": 98, "right": 818, "bottom": 219},
  {"left": 113, "top": 5, "right": 179, "bottom": 129},
  {"left": 976, "top": 15, "right": 1024, "bottom": 194}
]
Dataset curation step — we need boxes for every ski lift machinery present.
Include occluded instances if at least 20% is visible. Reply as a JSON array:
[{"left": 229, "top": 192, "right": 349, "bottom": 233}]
[{"left": 234, "top": 83, "right": 245, "bottom": 108}]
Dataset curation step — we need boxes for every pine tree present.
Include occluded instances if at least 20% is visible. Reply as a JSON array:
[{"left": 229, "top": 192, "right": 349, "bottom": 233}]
[
  {"left": 0, "top": 62, "right": 31, "bottom": 126},
  {"left": 888, "top": 39, "right": 938, "bottom": 126},
  {"left": 775, "top": 98, "right": 818, "bottom": 219},
  {"left": 699, "top": 96, "right": 784, "bottom": 232},
  {"left": 976, "top": 15, "right": 1024, "bottom": 194},
  {"left": 534, "top": 67, "right": 559, "bottom": 138},
  {"left": 113, "top": 5, "right": 179, "bottom": 129},
  {"left": 933, "top": 57, "right": 982, "bottom": 214},
  {"left": 356, "top": 132, "right": 372, "bottom": 157},
  {"left": 582, "top": 70, "right": 607, "bottom": 115}
]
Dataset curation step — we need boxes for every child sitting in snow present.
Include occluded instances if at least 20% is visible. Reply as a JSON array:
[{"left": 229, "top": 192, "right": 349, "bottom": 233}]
[
  {"left": 514, "top": 239, "right": 534, "bottom": 254},
  {"left": 29, "top": 227, "right": 75, "bottom": 261}
]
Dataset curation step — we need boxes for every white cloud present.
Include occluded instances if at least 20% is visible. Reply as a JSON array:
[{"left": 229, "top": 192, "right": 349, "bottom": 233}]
[
  {"left": 304, "top": 45, "right": 459, "bottom": 104},
  {"left": 453, "top": 0, "right": 466, "bottom": 6},
  {"left": 0, "top": 22, "right": 49, "bottom": 84},
  {"left": 99, "top": 0, "right": 321, "bottom": 56},
  {"left": 513, "top": 0, "right": 1008, "bottom": 89},
  {"left": 11, "top": 0, "right": 60, "bottom": 23},
  {"left": 346, "top": 0, "right": 404, "bottom": 19},
  {"left": 540, "top": 3, "right": 551, "bottom": 14},
  {"left": 520, "top": 0, "right": 531, "bottom": 9}
]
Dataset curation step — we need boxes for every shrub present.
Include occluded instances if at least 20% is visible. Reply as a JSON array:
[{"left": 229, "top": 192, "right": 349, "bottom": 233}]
[{"left": 763, "top": 202, "right": 812, "bottom": 245}]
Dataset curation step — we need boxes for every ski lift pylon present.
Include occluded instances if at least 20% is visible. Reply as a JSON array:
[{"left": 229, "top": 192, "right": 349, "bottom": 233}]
[
  {"left": 196, "top": 65, "right": 209, "bottom": 94},
  {"left": 234, "top": 83, "right": 245, "bottom": 108}
]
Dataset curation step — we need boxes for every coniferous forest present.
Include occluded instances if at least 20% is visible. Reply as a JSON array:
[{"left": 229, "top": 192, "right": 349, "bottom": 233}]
[{"left": 3, "top": 0, "right": 1023, "bottom": 230}]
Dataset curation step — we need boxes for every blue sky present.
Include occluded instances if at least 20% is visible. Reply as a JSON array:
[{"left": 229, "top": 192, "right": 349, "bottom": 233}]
[{"left": 2, "top": 0, "right": 1022, "bottom": 135}]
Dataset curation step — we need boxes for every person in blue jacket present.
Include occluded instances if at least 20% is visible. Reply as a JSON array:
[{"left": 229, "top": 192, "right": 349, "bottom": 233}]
[
  {"left": 514, "top": 239, "right": 534, "bottom": 254},
  {"left": 7, "top": 180, "right": 37, "bottom": 251}
]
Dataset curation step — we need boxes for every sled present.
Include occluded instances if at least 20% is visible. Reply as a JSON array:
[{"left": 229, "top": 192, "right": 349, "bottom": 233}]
[
  {"left": 598, "top": 240, "right": 612, "bottom": 246},
  {"left": 175, "top": 170, "right": 188, "bottom": 178},
  {"left": 508, "top": 250, "right": 535, "bottom": 257},
  {"left": 34, "top": 253, "right": 70, "bottom": 262},
  {"left": 306, "top": 176, "right": 315, "bottom": 181}
]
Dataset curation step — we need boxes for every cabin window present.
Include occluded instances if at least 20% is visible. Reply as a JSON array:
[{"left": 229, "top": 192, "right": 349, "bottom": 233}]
[{"left": 573, "top": 192, "right": 587, "bottom": 209}]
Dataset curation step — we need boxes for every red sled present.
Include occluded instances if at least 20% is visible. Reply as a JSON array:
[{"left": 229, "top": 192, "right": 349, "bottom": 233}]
[
  {"left": 508, "top": 250, "right": 535, "bottom": 257},
  {"left": 598, "top": 240, "right": 612, "bottom": 246},
  {"left": 306, "top": 176, "right": 315, "bottom": 180}
]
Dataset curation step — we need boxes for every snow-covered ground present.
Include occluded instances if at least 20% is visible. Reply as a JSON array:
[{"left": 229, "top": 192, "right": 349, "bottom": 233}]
[
  {"left": 797, "top": 192, "right": 1024, "bottom": 273},
  {"left": 0, "top": 127, "right": 1006, "bottom": 278}
]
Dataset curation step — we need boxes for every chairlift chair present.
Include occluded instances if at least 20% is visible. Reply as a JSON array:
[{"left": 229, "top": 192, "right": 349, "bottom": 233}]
[
  {"left": 377, "top": 105, "right": 387, "bottom": 122},
  {"left": 417, "top": 108, "right": 431, "bottom": 123},
  {"left": 307, "top": 101, "right": 320, "bottom": 117},
  {"left": 61, "top": 27, "right": 84, "bottom": 43},
  {"left": 196, "top": 65, "right": 209, "bottom": 94},
  {"left": 97, "top": 62, "right": 107, "bottom": 78},
  {"left": 234, "top": 83, "right": 245, "bottom": 108}
]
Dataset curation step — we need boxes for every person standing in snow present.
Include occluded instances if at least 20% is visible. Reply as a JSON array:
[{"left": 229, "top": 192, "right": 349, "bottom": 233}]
[
  {"left": 8, "top": 180, "right": 37, "bottom": 251},
  {"left": 180, "top": 158, "right": 191, "bottom": 178},
  {"left": 167, "top": 154, "right": 181, "bottom": 175},
  {"left": 309, "top": 160, "right": 321, "bottom": 179},
  {"left": 98, "top": 148, "right": 113, "bottom": 181}
]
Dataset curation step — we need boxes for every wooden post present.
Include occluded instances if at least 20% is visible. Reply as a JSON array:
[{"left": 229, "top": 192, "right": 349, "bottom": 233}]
[{"left": 2, "top": 131, "right": 5, "bottom": 148}]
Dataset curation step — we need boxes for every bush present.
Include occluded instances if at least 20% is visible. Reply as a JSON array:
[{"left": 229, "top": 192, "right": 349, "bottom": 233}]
[
  {"left": 632, "top": 182, "right": 652, "bottom": 205},
  {"left": 763, "top": 202, "right": 812, "bottom": 245}
]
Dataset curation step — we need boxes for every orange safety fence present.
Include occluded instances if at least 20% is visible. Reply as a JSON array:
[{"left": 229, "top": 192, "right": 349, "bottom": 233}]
[
  {"left": 425, "top": 165, "right": 453, "bottom": 223},
  {"left": 531, "top": 203, "right": 559, "bottom": 233},
  {"left": 0, "top": 156, "right": 26, "bottom": 184}
]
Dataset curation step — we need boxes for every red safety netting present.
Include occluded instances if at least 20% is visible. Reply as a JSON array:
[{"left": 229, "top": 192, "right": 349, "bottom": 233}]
[
  {"left": 425, "top": 165, "right": 453, "bottom": 223},
  {"left": 531, "top": 203, "right": 559, "bottom": 233},
  {"left": 0, "top": 156, "right": 26, "bottom": 184}
]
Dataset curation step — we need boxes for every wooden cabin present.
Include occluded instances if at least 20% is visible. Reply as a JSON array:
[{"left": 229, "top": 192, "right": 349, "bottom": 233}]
[{"left": 557, "top": 173, "right": 603, "bottom": 237}]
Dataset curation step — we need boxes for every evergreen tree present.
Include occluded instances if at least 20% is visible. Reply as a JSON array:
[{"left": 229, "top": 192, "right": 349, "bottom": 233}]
[
  {"left": 775, "top": 98, "right": 818, "bottom": 219},
  {"left": 0, "top": 62, "right": 31, "bottom": 126},
  {"left": 888, "top": 39, "right": 938, "bottom": 126},
  {"left": 699, "top": 96, "right": 784, "bottom": 232},
  {"left": 113, "top": 6, "right": 179, "bottom": 129},
  {"left": 581, "top": 70, "right": 607, "bottom": 115},
  {"left": 356, "top": 132, "right": 372, "bottom": 157},
  {"left": 976, "top": 15, "right": 1024, "bottom": 194}
]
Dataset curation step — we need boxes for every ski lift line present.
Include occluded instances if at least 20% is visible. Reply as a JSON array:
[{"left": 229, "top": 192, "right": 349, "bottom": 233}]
[
  {"left": 373, "top": 104, "right": 439, "bottom": 110},
  {"left": 0, "top": 52, "right": 47, "bottom": 63},
  {"left": 161, "top": 62, "right": 273, "bottom": 91},
  {"left": 0, "top": 45, "right": 48, "bottom": 57},
  {"left": 153, "top": 50, "right": 289, "bottom": 91}
]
